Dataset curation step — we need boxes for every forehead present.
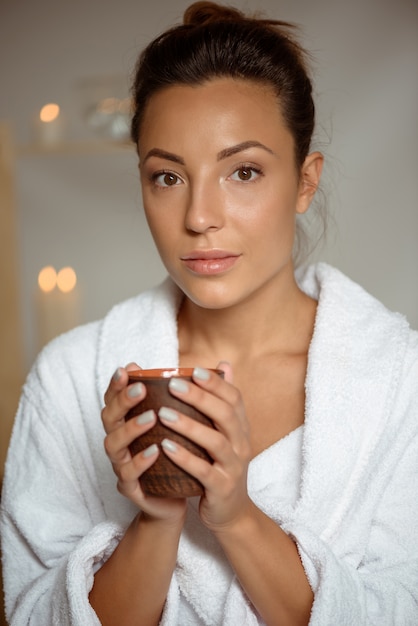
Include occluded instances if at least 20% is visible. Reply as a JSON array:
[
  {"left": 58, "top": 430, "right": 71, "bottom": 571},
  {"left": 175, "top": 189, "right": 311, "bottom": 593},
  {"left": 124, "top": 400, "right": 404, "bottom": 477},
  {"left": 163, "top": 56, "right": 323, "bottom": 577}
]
[{"left": 138, "top": 77, "right": 291, "bottom": 151}]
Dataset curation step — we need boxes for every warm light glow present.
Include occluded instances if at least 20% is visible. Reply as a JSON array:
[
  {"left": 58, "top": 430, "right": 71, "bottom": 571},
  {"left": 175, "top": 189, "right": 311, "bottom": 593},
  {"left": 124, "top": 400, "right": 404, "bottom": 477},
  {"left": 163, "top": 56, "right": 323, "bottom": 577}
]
[
  {"left": 97, "top": 97, "right": 119, "bottom": 114},
  {"left": 38, "top": 266, "right": 57, "bottom": 292},
  {"left": 40, "top": 103, "right": 60, "bottom": 123},
  {"left": 57, "top": 267, "right": 77, "bottom": 293}
]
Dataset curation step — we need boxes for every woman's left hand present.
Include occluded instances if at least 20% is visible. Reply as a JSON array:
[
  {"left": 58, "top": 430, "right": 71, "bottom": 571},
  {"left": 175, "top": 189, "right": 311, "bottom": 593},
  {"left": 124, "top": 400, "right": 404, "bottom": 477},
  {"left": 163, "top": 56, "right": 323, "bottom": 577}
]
[{"left": 158, "top": 362, "right": 253, "bottom": 530}]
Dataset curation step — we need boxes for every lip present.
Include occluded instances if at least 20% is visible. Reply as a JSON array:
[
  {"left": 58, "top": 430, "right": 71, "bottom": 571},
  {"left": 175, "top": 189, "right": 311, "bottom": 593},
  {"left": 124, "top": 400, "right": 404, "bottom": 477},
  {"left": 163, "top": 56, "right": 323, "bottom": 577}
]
[{"left": 180, "top": 249, "right": 241, "bottom": 275}]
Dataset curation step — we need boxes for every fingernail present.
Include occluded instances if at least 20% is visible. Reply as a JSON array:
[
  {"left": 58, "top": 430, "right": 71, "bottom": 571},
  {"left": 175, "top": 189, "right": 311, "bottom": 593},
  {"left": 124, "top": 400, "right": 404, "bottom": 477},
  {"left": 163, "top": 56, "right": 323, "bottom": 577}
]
[
  {"left": 161, "top": 438, "right": 177, "bottom": 453},
  {"left": 169, "top": 378, "right": 189, "bottom": 393},
  {"left": 158, "top": 407, "right": 178, "bottom": 422},
  {"left": 136, "top": 409, "right": 155, "bottom": 425},
  {"left": 127, "top": 382, "right": 144, "bottom": 398},
  {"left": 193, "top": 366, "right": 210, "bottom": 381},
  {"left": 142, "top": 443, "right": 158, "bottom": 458},
  {"left": 112, "top": 367, "right": 122, "bottom": 382}
]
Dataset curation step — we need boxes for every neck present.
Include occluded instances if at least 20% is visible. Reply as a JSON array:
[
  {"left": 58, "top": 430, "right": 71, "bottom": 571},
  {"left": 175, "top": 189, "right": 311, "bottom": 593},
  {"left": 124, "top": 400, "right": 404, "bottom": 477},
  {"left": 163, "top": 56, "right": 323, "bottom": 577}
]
[{"left": 177, "top": 268, "right": 316, "bottom": 366}]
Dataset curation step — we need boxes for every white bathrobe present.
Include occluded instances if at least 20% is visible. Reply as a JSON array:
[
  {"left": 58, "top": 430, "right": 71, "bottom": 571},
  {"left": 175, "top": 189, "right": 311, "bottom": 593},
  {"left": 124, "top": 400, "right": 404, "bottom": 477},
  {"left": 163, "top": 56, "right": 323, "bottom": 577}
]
[{"left": 1, "top": 263, "right": 417, "bottom": 625}]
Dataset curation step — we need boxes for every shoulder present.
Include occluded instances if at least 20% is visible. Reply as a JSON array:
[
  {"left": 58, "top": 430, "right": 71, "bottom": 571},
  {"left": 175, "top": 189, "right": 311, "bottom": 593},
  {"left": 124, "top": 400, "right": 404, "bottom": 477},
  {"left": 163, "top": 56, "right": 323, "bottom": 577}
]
[
  {"left": 28, "top": 320, "right": 100, "bottom": 385},
  {"left": 298, "top": 262, "right": 415, "bottom": 338},
  {"left": 24, "top": 278, "right": 182, "bottom": 403},
  {"left": 300, "top": 262, "right": 417, "bottom": 409}
]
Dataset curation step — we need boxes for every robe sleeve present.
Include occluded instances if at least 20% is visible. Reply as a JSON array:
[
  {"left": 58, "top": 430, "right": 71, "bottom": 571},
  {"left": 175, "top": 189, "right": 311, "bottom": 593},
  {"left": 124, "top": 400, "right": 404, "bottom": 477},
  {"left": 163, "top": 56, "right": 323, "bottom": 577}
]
[{"left": 1, "top": 335, "right": 125, "bottom": 625}]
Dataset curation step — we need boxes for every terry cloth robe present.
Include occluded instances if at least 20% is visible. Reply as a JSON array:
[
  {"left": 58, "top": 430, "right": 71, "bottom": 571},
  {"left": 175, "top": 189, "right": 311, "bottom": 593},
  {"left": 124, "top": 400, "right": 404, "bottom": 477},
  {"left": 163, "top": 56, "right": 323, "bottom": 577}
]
[{"left": 1, "top": 263, "right": 418, "bottom": 625}]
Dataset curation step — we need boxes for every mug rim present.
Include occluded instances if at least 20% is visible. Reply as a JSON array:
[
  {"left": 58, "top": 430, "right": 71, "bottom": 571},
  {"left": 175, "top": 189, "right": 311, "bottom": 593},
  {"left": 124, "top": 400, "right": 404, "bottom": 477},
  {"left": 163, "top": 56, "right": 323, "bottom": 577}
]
[{"left": 128, "top": 368, "right": 223, "bottom": 379}]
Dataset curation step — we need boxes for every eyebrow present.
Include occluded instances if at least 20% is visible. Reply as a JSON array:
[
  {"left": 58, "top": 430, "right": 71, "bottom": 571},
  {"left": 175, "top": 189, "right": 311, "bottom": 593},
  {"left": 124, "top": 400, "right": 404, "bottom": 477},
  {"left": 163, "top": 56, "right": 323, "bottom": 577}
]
[
  {"left": 142, "top": 148, "right": 185, "bottom": 165},
  {"left": 142, "top": 140, "right": 275, "bottom": 166},
  {"left": 217, "top": 140, "right": 276, "bottom": 160}
]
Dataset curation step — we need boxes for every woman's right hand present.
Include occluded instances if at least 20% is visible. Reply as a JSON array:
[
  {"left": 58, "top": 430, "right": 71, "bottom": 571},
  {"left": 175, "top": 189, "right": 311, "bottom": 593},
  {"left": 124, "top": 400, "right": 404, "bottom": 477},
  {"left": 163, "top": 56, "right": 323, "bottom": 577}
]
[{"left": 101, "top": 363, "right": 187, "bottom": 523}]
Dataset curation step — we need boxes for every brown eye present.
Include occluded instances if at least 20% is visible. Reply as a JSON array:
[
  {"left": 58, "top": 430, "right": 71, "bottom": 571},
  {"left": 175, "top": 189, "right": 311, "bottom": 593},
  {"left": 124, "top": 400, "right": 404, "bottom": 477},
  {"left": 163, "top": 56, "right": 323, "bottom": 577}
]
[
  {"left": 238, "top": 168, "right": 252, "bottom": 181},
  {"left": 230, "top": 166, "right": 262, "bottom": 182},
  {"left": 163, "top": 173, "right": 179, "bottom": 186},
  {"left": 152, "top": 171, "right": 182, "bottom": 187}
]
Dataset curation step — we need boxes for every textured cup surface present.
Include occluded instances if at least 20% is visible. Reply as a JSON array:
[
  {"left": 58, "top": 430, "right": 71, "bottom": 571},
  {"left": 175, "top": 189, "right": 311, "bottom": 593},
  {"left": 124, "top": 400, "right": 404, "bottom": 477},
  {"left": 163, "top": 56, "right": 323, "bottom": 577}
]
[{"left": 125, "top": 368, "right": 222, "bottom": 497}]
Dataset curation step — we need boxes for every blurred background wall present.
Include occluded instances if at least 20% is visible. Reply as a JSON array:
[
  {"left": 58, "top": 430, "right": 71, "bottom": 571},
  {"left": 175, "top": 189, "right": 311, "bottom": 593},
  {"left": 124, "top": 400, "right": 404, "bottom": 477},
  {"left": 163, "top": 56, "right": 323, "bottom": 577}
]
[{"left": 0, "top": 0, "right": 417, "bottom": 461}]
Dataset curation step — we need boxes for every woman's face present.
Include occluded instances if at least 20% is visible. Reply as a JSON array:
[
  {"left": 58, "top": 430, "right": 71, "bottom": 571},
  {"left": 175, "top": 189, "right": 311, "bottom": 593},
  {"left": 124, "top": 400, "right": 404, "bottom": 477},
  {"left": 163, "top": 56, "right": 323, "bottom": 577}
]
[{"left": 138, "top": 78, "right": 321, "bottom": 310}]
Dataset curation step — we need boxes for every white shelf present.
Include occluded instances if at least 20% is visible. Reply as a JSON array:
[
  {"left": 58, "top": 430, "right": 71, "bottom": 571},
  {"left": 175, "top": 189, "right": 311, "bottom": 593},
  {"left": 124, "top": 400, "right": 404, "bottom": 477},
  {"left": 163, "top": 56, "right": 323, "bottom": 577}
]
[{"left": 17, "top": 139, "right": 134, "bottom": 157}]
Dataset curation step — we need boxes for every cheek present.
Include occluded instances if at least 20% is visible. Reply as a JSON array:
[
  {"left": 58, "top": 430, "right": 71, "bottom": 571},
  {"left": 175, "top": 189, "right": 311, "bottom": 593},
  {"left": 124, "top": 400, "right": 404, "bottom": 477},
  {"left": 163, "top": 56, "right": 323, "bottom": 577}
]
[
  {"left": 142, "top": 189, "right": 168, "bottom": 236},
  {"left": 229, "top": 185, "right": 297, "bottom": 235},
  {"left": 144, "top": 210, "right": 180, "bottom": 267}
]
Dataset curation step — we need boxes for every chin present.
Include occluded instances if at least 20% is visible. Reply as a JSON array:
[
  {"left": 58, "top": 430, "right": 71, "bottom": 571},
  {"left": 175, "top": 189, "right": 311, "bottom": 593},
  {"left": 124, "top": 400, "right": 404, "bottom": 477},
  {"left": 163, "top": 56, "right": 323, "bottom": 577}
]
[{"left": 179, "top": 281, "right": 241, "bottom": 311}]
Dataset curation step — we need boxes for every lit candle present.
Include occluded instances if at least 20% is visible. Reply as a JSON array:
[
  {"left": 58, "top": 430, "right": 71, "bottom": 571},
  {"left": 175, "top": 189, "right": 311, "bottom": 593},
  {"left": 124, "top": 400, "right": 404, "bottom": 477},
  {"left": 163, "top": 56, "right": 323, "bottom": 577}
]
[
  {"left": 36, "top": 266, "right": 80, "bottom": 349},
  {"left": 34, "top": 103, "right": 64, "bottom": 145},
  {"left": 56, "top": 266, "right": 80, "bottom": 332}
]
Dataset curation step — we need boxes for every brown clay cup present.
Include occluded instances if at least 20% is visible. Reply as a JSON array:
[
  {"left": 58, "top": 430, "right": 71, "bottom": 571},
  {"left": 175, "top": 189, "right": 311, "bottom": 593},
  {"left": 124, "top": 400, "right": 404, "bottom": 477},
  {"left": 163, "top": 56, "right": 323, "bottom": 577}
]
[{"left": 125, "top": 368, "right": 223, "bottom": 498}]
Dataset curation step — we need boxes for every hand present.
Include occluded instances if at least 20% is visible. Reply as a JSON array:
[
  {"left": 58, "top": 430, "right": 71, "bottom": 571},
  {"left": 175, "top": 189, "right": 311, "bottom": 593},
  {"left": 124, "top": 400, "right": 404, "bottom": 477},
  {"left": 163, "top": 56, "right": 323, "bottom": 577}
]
[
  {"left": 158, "top": 362, "right": 252, "bottom": 531},
  {"left": 101, "top": 363, "right": 187, "bottom": 523}
]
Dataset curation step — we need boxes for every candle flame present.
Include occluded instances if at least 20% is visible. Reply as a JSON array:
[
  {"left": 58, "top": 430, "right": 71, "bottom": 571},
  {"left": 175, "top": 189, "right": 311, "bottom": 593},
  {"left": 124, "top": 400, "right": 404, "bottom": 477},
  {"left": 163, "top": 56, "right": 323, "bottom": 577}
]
[
  {"left": 40, "top": 103, "right": 60, "bottom": 123},
  {"left": 57, "top": 267, "right": 77, "bottom": 293},
  {"left": 38, "top": 266, "right": 57, "bottom": 292}
]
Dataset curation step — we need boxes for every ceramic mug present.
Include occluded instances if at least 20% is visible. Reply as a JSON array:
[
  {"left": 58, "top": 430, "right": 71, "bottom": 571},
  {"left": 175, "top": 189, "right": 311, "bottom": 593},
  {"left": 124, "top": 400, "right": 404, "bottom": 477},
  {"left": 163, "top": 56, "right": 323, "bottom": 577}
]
[{"left": 125, "top": 368, "right": 223, "bottom": 497}]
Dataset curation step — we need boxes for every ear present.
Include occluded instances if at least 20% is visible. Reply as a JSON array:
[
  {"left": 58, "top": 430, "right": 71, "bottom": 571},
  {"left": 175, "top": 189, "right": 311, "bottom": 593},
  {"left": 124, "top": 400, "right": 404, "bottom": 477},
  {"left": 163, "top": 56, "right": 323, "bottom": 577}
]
[{"left": 295, "top": 151, "right": 324, "bottom": 215}]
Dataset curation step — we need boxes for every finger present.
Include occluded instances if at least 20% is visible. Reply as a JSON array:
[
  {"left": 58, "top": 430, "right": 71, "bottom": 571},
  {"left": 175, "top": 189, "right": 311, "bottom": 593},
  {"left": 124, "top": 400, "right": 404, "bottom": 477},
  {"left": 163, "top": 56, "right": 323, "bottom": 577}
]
[
  {"left": 193, "top": 365, "right": 239, "bottom": 407},
  {"left": 159, "top": 436, "right": 243, "bottom": 496},
  {"left": 216, "top": 360, "right": 234, "bottom": 384},
  {"left": 160, "top": 437, "right": 209, "bottom": 478},
  {"left": 125, "top": 362, "right": 143, "bottom": 373},
  {"left": 169, "top": 368, "right": 247, "bottom": 436},
  {"left": 103, "top": 362, "right": 142, "bottom": 405},
  {"left": 158, "top": 406, "right": 249, "bottom": 467},
  {"left": 103, "top": 366, "right": 128, "bottom": 407},
  {"left": 167, "top": 366, "right": 240, "bottom": 409},
  {"left": 117, "top": 442, "right": 160, "bottom": 486},
  {"left": 102, "top": 379, "right": 147, "bottom": 434},
  {"left": 104, "top": 409, "right": 157, "bottom": 464},
  {"left": 116, "top": 444, "right": 161, "bottom": 500}
]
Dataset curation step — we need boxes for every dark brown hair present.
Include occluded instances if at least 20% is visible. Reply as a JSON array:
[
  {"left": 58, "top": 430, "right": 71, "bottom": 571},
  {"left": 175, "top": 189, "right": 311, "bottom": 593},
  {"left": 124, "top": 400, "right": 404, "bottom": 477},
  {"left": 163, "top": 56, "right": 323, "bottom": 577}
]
[{"left": 130, "top": 1, "right": 315, "bottom": 170}]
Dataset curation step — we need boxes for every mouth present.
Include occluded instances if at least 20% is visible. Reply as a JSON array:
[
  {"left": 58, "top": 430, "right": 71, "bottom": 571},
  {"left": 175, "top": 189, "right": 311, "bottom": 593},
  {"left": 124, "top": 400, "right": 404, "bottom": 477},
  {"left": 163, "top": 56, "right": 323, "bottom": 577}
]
[{"left": 180, "top": 250, "right": 241, "bottom": 275}]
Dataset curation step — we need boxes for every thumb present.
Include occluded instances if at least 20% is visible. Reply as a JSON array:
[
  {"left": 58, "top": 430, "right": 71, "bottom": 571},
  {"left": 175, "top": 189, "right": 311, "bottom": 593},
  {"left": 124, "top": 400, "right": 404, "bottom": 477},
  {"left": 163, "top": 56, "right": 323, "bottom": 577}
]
[{"left": 216, "top": 360, "right": 233, "bottom": 383}]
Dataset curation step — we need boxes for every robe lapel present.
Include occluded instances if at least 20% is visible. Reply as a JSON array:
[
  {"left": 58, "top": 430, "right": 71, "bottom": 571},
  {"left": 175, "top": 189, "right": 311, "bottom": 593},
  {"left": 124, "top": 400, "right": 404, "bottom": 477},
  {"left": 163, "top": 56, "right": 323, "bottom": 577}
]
[
  {"left": 295, "top": 264, "right": 409, "bottom": 541},
  {"left": 95, "top": 277, "right": 182, "bottom": 399}
]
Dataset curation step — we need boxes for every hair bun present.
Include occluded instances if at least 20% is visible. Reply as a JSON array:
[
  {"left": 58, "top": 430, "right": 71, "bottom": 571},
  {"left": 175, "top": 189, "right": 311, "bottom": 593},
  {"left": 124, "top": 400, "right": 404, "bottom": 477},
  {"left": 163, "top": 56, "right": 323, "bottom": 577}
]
[{"left": 183, "top": 1, "right": 244, "bottom": 26}]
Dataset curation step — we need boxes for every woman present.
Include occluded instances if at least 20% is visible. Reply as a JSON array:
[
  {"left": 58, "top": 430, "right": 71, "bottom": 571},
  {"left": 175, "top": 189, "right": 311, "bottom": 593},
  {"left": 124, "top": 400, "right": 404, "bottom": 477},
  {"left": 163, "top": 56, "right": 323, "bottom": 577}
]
[{"left": 2, "top": 3, "right": 417, "bottom": 625}]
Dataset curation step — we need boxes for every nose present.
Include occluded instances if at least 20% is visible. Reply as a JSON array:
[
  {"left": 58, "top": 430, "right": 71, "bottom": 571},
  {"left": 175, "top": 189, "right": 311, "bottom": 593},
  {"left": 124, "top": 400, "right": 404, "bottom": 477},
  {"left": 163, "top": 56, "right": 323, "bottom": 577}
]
[{"left": 184, "top": 181, "right": 224, "bottom": 234}]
